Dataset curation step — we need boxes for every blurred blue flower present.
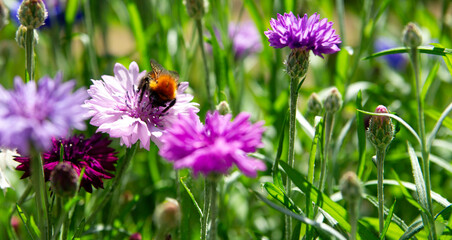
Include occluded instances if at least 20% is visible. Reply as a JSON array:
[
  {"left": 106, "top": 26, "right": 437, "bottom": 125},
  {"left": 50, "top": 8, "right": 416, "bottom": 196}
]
[
  {"left": 374, "top": 37, "right": 408, "bottom": 70},
  {"left": 0, "top": 73, "right": 88, "bottom": 154},
  {"left": 8, "top": 0, "right": 82, "bottom": 28}
]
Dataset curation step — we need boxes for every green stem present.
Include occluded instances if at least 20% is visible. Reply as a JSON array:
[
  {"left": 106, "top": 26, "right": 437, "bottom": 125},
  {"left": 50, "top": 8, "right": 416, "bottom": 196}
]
[
  {"left": 376, "top": 147, "right": 386, "bottom": 238},
  {"left": 30, "top": 149, "right": 49, "bottom": 240},
  {"left": 208, "top": 179, "right": 218, "bottom": 240},
  {"left": 319, "top": 112, "right": 334, "bottom": 192},
  {"left": 8, "top": 184, "right": 33, "bottom": 240},
  {"left": 83, "top": 0, "right": 99, "bottom": 78},
  {"left": 285, "top": 75, "right": 298, "bottom": 238},
  {"left": 195, "top": 19, "right": 213, "bottom": 109},
  {"left": 349, "top": 200, "right": 359, "bottom": 240},
  {"left": 25, "top": 28, "right": 34, "bottom": 82},
  {"left": 85, "top": 143, "right": 138, "bottom": 226},
  {"left": 410, "top": 48, "right": 436, "bottom": 240},
  {"left": 201, "top": 178, "right": 210, "bottom": 240}
]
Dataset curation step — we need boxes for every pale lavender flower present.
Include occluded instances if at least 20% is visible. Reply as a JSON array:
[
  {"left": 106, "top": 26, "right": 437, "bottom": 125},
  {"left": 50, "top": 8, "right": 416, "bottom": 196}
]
[
  {"left": 229, "top": 21, "right": 262, "bottom": 58},
  {"left": 83, "top": 62, "right": 198, "bottom": 150},
  {"left": 0, "top": 74, "right": 88, "bottom": 154},
  {"left": 264, "top": 12, "right": 341, "bottom": 57},
  {"left": 159, "top": 110, "right": 266, "bottom": 177}
]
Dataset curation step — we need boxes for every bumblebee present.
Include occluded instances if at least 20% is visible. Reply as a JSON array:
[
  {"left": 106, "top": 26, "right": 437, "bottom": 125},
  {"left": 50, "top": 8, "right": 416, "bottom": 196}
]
[{"left": 138, "top": 59, "right": 179, "bottom": 112}]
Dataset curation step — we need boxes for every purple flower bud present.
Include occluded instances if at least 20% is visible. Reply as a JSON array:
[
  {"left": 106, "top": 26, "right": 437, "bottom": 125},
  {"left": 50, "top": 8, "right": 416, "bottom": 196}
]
[
  {"left": 366, "top": 105, "right": 395, "bottom": 149},
  {"left": 50, "top": 162, "right": 78, "bottom": 197}
]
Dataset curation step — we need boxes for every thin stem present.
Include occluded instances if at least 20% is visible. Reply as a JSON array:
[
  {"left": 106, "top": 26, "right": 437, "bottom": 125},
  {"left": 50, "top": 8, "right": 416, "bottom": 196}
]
[
  {"left": 85, "top": 143, "right": 137, "bottom": 226},
  {"left": 83, "top": 0, "right": 99, "bottom": 78},
  {"left": 349, "top": 200, "right": 359, "bottom": 240},
  {"left": 25, "top": 28, "right": 34, "bottom": 82},
  {"left": 410, "top": 48, "right": 436, "bottom": 239},
  {"left": 285, "top": 75, "right": 298, "bottom": 238},
  {"left": 319, "top": 112, "right": 334, "bottom": 192},
  {"left": 195, "top": 19, "right": 213, "bottom": 109},
  {"left": 208, "top": 179, "right": 218, "bottom": 240},
  {"left": 376, "top": 147, "right": 386, "bottom": 237},
  {"left": 30, "top": 149, "right": 49, "bottom": 240},
  {"left": 201, "top": 178, "right": 210, "bottom": 240}
]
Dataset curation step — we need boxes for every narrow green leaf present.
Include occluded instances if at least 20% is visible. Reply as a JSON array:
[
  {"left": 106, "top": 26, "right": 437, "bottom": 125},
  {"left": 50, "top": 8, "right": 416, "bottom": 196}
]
[
  {"left": 308, "top": 117, "right": 323, "bottom": 183},
  {"left": 291, "top": 220, "right": 302, "bottom": 240},
  {"left": 73, "top": 218, "right": 85, "bottom": 239},
  {"left": 356, "top": 90, "right": 367, "bottom": 180},
  {"left": 126, "top": 2, "right": 148, "bottom": 67},
  {"left": 16, "top": 204, "right": 38, "bottom": 240},
  {"left": 254, "top": 191, "right": 347, "bottom": 240},
  {"left": 263, "top": 182, "right": 301, "bottom": 213},
  {"left": 420, "top": 153, "right": 452, "bottom": 174},
  {"left": 406, "top": 142, "right": 429, "bottom": 214},
  {"left": 427, "top": 103, "right": 452, "bottom": 151},
  {"left": 363, "top": 194, "right": 408, "bottom": 231},
  {"left": 180, "top": 177, "right": 203, "bottom": 217},
  {"left": 431, "top": 43, "right": 452, "bottom": 76},
  {"left": 357, "top": 109, "right": 421, "bottom": 145},
  {"left": 273, "top": 111, "right": 288, "bottom": 190},
  {"left": 380, "top": 200, "right": 396, "bottom": 240},
  {"left": 391, "top": 170, "right": 423, "bottom": 211},
  {"left": 279, "top": 161, "right": 379, "bottom": 239},
  {"left": 65, "top": 0, "right": 79, "bottom": 26},
  {"left": 421, "top": 62, "right": 440, "bottom": 102},
  {"left": 364, "top": 46, "right": 452, "bottom": 60},
  {"left": 296, "top": 110, "right": 315, "bottom": 139},
  {"left": 400, "top": 220, "right": 424, "bottom": 240}
]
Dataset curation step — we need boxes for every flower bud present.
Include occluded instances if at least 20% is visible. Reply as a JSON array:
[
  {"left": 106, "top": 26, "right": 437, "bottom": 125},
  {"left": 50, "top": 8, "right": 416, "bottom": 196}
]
[
  {"left": 324, "top": 87, "right": 342, "bottom": 113},
  {"left": 0, "top": 0, "right": 9, "bottom": 30},
  {"left": 15, "top": 25, "right": 39, "bottom": 48},
  {"left": 129, "top": 233, "right": 142, "bottom": 240},
  {"left": 307, "top": 93, "right": 323, "bottom": 116},
  {"left": 216, "top": 101, "right": 231, "bottom": 115},
  {"left": 185, "top": 0, "right": 205, "bottom": 19},
  {"left": 153, "top": 198, "right": 181, "bottom": 233},
  {"left": 285, "top": 48, "right": 310, "bottom": 80},
  {"left": 366, "top": 105, "right": 394, "bottom": 149},
  {"left": 340, "top": 171, "right": 362, "bottom": 204},
  {"left": 50, "top": 162, "right": 78, "bottom": 198},
  {"left": 17, "top": 0, "right": 48, "bottom": 29},
  {"left": 402, "top": 22, "right": 422, "bottom": 48}
]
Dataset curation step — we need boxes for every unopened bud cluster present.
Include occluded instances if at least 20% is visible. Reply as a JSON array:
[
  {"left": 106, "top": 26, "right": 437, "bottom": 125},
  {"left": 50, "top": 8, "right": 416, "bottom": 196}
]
[
  {"left": 402, "top": 23, "right": 422, "bottom": 49},
  {"left": 15, "top": 25, "right": 39, "bottom": 48},
  {"left": 324, "top": 88, "right": 342, "bottom": 113},
  {"left": 185, "top": 0, "right": 205, "bottom": 19},
  {"left": 307, "top": 93, "right": 323, "bottom": 116},
  {"left": 0, "top": 0, "right": 9, "bottom": 30},
  {"left": 216, "top": 101, "right": 231, "bottom": 115},
  {"left": 17, "top": 0, "right": 48, "bottom": 29},
  {"left": 50, "top": 162, "right": 78, "bottom": 198},
  {"left": 366, "top": 105, "right": 394, "bottom": 149},
  {"left": 285, "top": 48, "right": 310, "bottom": 80},
  {"left": 340, "top": 171, "right": 362, "bottom": 204}
]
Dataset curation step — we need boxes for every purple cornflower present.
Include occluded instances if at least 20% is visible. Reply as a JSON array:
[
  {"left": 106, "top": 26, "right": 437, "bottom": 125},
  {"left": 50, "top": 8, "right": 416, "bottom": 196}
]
[
  {"left": 0, "top": 74, "right": 88, "bottom": 154},
  {"left": 83, "top": 62, "right": 199, "bottom": 150},
  {"left": 374, "top": 37, "right": 407, "bottom": 70},
  {"left": 229, "top": 21, "right": 262, "bottom": 58},
  {"left": 264, "top": 12, "right": 341, "bottom": 57},
  {"left": 15, "top": 133, "right": 118, "bottom": 193},
  {"left": 159, "top": 110, "right": 266, "bottom": 177}
]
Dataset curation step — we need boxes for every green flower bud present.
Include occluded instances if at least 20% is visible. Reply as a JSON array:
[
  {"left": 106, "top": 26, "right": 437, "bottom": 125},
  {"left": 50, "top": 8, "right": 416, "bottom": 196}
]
[
  {"left": 324, "top": 87, "right": 342, "bottom": 113},
  {"left": 50, "top": 162, "right": 78, "bottom": 198},
  {"left": 17, "top": 0, "right": 48, "bottom": 29},
  {"left": 307, "top": 93, "right": 323, "bottom": 116},
  {"left": 185, "top": 0, "right": 205, "bottom": 19},
  {"left": 15, "top": 25, "right": 39, "bottom": 48},
  {"left": 153, "top": 198, "right": 181, "bottom": 233},
  {"left": 402, "top": 22, "right": 422, "bottom": 48},
  {"left": 216, "top": 101, "right": 231, "bottom": 115},
  {"left": 285, "top": 48, "right": 310, "bottom": 80},
  {"left": 340, "top": 171, "right": 362, "bottom": 204},
  {"left": 366, "top": 105, "right": 394, "bottom": 149},
  {"left": 0, "top": 0, "right": 9, "bottom": 30}
]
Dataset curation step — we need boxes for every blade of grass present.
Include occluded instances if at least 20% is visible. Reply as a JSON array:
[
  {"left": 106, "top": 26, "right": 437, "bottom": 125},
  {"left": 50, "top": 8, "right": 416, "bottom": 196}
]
[
  {"left": 263, "top": 182, "right": 301, "bottom": 213},
  {"left": 400, "top": 204, "right": 452, "bottom": 240},
  {"left": 254, "top": 190, "right": 347, "bottom": 240},
  {"left": 407, "top": 142, "right": 429, "bottom": 215},
  {"left": 421, "top": 62, "right": 440, "bottom": 102},
  {"left": 426, "top": 102, "right": 452, "bottom": 151},
  {"left": 180, "top": 177, "right": 203, "bottom": 217},
  {"left": 363, "top": 194, "right": 408, "bottom": 231},
  {"left": 391, "top": 170, "right": 423, "bottom": 211},
  {"left": 356, "top": 91, "right": 367, "bottom": 180},
  {"left": 380, "top": 200, "right": 396, "bottom": 240},
  {"left": 16, "top": 204, "right": 38, "bottom": 240},
  {"left": 273, "top": 111, "right": 288, "bottom": 190}
]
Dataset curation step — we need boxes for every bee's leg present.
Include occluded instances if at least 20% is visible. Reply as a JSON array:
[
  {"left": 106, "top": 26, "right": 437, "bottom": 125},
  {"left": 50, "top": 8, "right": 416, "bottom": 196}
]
[{"left": 161, "top": 99, "right": 176, "bottom": 113}]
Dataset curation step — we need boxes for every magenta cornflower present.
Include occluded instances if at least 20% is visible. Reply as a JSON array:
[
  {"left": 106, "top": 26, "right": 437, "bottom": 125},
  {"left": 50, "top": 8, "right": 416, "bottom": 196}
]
[
  {"left": 0, "top": 74, "right": 88, "bottom": 154},
  {"left": 264, "top": 12, "right": 341, "bottom": 57},
  {"left": 159, "top": 110, "right": 267, "bottom": 177},
  {"left": 15, "top": 133, "right": 118, "bottom": 193},
  {"left": 83, "top": 62, "right": 199, "bottom": 150}
]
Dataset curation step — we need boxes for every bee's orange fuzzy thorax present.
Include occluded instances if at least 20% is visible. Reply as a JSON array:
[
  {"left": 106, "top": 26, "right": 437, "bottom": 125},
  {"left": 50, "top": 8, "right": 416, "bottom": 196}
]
[{"left": 149, "top": 75, "right": 178, "bottom": 101}]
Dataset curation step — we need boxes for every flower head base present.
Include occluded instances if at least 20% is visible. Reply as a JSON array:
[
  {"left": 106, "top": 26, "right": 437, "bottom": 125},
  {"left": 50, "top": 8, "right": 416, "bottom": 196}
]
[
  {"left": 15, "top": 25, "right": 39, "bottom": 48},
  {"left": 160, "top": 111, "right": 266, "bottom": 177},
  {"left": 265, "top": 12, "right": 341, "bottom": 58},
  {"left": 0, "top": 73, "right": 88, "bottom": 154},
  {"left": 286, "top": 48, "right": 310, "bottom": 79},
  {"left": 17, "top": 0, "right": 48, "bottom": 29},
  {"left": 83, "top": 62, "right": 199, "bottom": 150},
  {"left": 185, "top": 0, "right": 204, "bottom": 19},
  {"left": 50, "top": 162, "right": 78, "bottom": 197},
  {"left": 15, "top": 133, "right": 118, "bottom": 193},
  {"left": 366, "top": 105, "right": 394, "bottom": 149}
]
